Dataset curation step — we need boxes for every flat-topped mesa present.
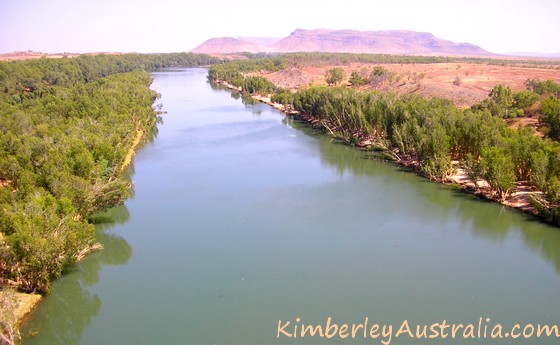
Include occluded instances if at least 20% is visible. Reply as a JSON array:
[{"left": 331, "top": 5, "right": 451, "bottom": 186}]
[
  {"left": 191, "top": 28, "right": 492, "bottom": 56},
  {"left": 271, "top": 29, "right": 491, "bottom": 55}
]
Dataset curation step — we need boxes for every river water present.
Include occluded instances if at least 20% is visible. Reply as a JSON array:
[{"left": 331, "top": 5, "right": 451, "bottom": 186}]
[{"left": 22, "top": 68, "right": 560, "bottom": 344}]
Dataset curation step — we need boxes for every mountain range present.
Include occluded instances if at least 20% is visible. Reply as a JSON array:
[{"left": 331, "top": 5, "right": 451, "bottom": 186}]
[{"left": 191, "top": 29, "right": 492, "bottom": 56}]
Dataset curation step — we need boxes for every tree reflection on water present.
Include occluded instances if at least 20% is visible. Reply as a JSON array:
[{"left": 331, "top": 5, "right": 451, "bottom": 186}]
[{"left": 22, "top": 205, "right": 132, "bottom": 345}]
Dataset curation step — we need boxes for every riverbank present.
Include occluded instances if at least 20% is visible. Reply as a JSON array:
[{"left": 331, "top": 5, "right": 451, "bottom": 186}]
[
  {"left": 121, "top": 129, "right": 144, "bottom": 172},
  {"left": 1, "top": 106, "right": 155, "bottom": 344},
  {"left": 290, "top": 111, "right": 542, "bottom": 218},
  {"left": 2, "top": 127, "right": 148, "bottom": 326},
  {"left": 0, "top": 128, "right": 146, "bottom": 342},
  {"left": 215, "top": 79, "right": 543, "bottom": 222},
  {"left": 0, "top": 232, "right": 42, "bottom": 329},
  {"left": 2, "top": 290, "right": 42, "bottom": 324}
]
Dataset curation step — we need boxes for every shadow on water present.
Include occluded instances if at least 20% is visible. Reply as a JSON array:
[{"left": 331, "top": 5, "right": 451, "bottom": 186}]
[
  {"left": 21, "top": 207, "right": 133, "bottom": 345},
  {"left": 288, "top": 113, "right": 560, "bottom": 273},
  {"left": 412, "top": 179, "right": 560, "bottom": 272},
  {"left": 209, "top": 81, "right": 266, "bottom": 115},
  {"left": 21, "top": 110, "right": 155, "bottom": 343},
  {"left": 18, "top": 67, "right": 170, "bottom": 340},
  {"left": 212, "top": 82, "right": 560, "bottom": 273}
]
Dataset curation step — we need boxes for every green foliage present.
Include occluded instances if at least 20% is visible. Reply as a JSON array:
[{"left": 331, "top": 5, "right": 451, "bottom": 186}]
[
  {"left": 279, "top": 52, "right": 457, "bottom": 67},
  {"left": 540, "top": 96, "right": 560, "bottom": 140},
  {"left": 242, "top": 76, "right": 277, "bottom": 94},
  {"left": 480, "top": 147, "right": 517, "bottom": 201},
  {"left": 463, "top": 153, "right": 483, "bottom": 186},
  {"left": 489, "top": 84, "right": 513, "bottom": 109},
  {"left": 371, "top": 66, "right": 388, "bottom": 77},
  {"left": 525, "top": 79, "right": 560, "bottom": 96},
  {"left": 252, "top": 52, "right": 560, "bottom": 68},
  {"left": 0, "top": 53, "right": 214, "bottom": 295},
  {"left": 513, "top": 90, "right": 540, "bottom": 109},
  {"left": 285, "top": 82, "right": 560, "bottom": 209},
  {"left": 510, "top": 127, "right": 540, "bottom": 181},
  {"left": 418, "top": 122, "right": 453, "bottom": 180},
  {"left": 349, "top": 71, "right": 368, "bottom": 86},
  {"left": 474, "top": 84, "right": 530, "bottom": 118},
  {"left": 528, "top": 143, "right": 560, "bottom": 223},
  {"left": 288, "top": 86, "right": 461, "bottom": 182},
  {"left": 325, "top": 67, "right": 345, "bottom": 85},
  {"left": 271, "top": 89, "right": 294, "bottom": 105},
  {"left": 207, "top": 59, "right": 282, "bottom": 95},
  {"left": 0, "top": 53, "right": 221, "bottom": 97},
  {"left": 369, "top": 66, "right": 391, "bottom": 87},
  {"left": 2, "top": 193, "right": 95, "bottom": 293},
  {"left": 207, "top": 66, "right": 244, "bottom": 87},
  {"left": 207, "top": 57, "right": 285, "bottom": 82}
]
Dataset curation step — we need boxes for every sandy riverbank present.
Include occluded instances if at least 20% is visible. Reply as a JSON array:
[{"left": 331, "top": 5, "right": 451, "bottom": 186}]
[
  {"left": 0, "top": 287, "right": 43, "bottom": 324},
  {"left": 121, "top": 129, "right": 144, "bottom": 172}
]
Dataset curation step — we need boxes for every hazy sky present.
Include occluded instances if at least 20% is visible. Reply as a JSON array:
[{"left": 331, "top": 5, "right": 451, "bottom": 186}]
[{"left": 1, "top": 0, "right": 559, "bottom": 54}]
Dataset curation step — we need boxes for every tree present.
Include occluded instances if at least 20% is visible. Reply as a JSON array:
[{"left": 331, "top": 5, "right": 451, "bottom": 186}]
[
  {"left": 371, "top": 66, "right": 387, "bottom": 77},
  {"left": 418, "top": 123, "right": 452, "bottom": 181},
  {"left": 242, "top": 76, "right": 276, "bottom": 94},
  {"left": 0, "top": 56, "right": 173, "bottom": 297},
  {"left": 349, "top": 71, "right": 368, "bottom": 86},
  {"left": 489, "top": 84, "right": 513, "bottom": 109},
  {"left": 0, "top": 289, "right": 20, "bottom": 345},
  {"left": 473, "top": 84, "right": 521, "bottom": 118},
  {"left": 511, "top": 127, "right": 540, "bottom": 181},
  {"left": 325, "top": 67, "right": 344, "bottom": 86},
  {"left": 481, "top": 147, "right": 516, "bottom": 201},
  {"left": 369, "top": 66, "right": 389, "bottom": 87},
  {"left": 513, "top": 90, "right": 539, "bottom": 110},
  {"left": 463, "top": 153, "right": 484, "bottom": 187},
  {"left": 525, "top": 79, "right": 560, "bottom": 96},
  {"left": 540, "top": 96, "right": 560, "bottom": 140}
]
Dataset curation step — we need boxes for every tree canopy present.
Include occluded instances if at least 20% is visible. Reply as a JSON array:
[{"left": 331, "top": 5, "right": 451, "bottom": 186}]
[
  {"left": 325, "top": 67, "right": 345, "bottom": 85},
  {"left": 0, "top": 53, "right": 220, "bottom": 295}
]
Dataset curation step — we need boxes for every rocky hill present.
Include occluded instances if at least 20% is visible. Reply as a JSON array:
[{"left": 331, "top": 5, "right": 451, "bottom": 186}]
[
  {"left": 190, "top": 37, "right": 270, "bottom": 54},
  {"left": 191, "top": 29, "right": 491, "bottom": 56}
]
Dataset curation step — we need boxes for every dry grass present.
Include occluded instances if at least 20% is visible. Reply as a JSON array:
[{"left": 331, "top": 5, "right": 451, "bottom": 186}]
[{"left": 259, "top": 62, "right": 560, "bottom": 108}]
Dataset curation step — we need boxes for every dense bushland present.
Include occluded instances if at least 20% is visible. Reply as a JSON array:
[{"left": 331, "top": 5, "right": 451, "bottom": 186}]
[{"left": 0, "top": 53, "right": 220, "bottom": 295}]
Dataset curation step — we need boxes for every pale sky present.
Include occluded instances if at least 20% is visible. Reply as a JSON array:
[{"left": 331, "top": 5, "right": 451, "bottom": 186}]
[{"left": 1, "top": 0, "right": 559, "bottom": 55}]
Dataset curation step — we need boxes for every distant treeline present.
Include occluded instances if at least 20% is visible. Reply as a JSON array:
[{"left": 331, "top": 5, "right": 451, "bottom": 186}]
[
  {"left": 0, "top": 53, "right": 221, "bottom": 296},
  {"left": 0, "top": 53, "right": 221, "bottom": 96},
  {"left": 208, "top": 57, "right": 560, "bottom": 225},
  {"left": 239, "top": 52, "right": 560, "bottom": 68},
  {"left": 207, "top": 59, "right": 282, "bottom": 95}
]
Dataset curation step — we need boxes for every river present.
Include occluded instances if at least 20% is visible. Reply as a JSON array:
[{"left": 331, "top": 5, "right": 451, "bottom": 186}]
[{"left": 22, "top": 68, "right": 560, "bottom": 344}]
